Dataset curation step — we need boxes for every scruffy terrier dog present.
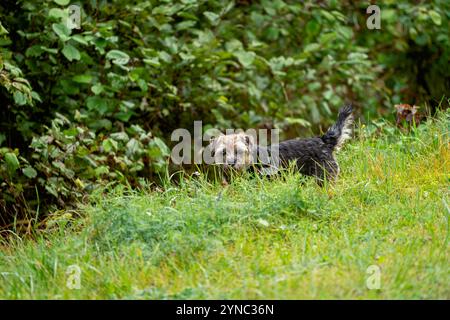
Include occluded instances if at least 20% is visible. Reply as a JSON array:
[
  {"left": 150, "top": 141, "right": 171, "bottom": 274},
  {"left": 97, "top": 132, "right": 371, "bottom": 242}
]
[
  {"left": 208, "top": 132, "right": 256, "bottom": 171},
  {"left": 207, "top": 105, "right": 354, "bottom": 183}
]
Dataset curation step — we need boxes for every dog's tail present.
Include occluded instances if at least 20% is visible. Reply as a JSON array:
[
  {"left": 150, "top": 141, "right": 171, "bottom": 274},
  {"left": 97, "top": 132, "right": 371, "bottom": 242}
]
[{"left": 321, "top": 104, "right": 353, "bottom": 151}]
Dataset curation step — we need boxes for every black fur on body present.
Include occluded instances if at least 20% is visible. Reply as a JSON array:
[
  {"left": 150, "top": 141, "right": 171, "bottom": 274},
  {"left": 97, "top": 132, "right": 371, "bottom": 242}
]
[{"left": 256, "top": 105, "right": 354, "bottom": 183}]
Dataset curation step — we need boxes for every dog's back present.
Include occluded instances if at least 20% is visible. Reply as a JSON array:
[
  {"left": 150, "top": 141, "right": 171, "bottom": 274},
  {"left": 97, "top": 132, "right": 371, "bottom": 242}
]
[{"left": 264, "top": 105, "right": 354, "bottom": 183}]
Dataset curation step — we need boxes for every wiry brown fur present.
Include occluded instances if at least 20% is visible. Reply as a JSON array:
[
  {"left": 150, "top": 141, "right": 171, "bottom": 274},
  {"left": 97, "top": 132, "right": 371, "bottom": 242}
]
[{"left": 208, "top": 132, "right": 255, "bottom": 170}]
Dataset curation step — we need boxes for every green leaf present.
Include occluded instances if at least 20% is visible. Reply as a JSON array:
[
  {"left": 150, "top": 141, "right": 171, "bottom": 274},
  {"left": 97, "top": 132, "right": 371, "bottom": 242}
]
[
  {"left": 126, "top": 138, "right": 140, "bottom": 157},
  {"left": 62, "top": 44, "right": 80, "bottom": 61},
  {"left": 143, "top": 58, "right": 160, "bottom": 67},
  {"left": 136, "top": 79, "right": 148, "bottom": 92},
  {"left": 52, "top": 23, "right": 71, "bottom": 41},
  {"left": 102, "top": 139, "right": 118, "bottom": 153},
  {"left": 95, "top": 166, "right": 109, "bottom": 177},
  {"left": 49, "top": 8, "right": 66, "bottom": 20},
  {"left": 115, "top": 111, "right": 134, "bottom": 122},
  {"left": 45, "top": 184, "right": 58, "bottom": 198},
  {"left": 26, "top": 45, "right": 44, "bottom": 57},
  {"left": 428, "top": 10, "right": 442, "bottom": 26},
  {"left": 72, "top": 74, "right": 92, "bottom": 84},
  {"left": 225, "top": 39, "right": 243, "bottom": 52},
  {"left": 176, "top": 20, "right": 197, "bottom": 30},
  {"left": 13, "top": 91, "right": 28, "bottom": 106},
  {"left": 158, "top": 51, "right": 172, "bottom": 63},
  {"left": 71, "top": 35, "right": 89, "bottom": 46},
  {"left": 110, "top": 132, "right": 129, "bottom": 142},
  {"left": 86, "top": 96, "right": 109, "bottom": 114},
  {"left": 0, "top": 22, "right": 9, "bottom": 35},
  {"left": 203, "top": 11, "right": 220, "bottom": 25},
  {"left": 106, "top": 50, "right": 130, "bottom": 65},
  {"left": 41, "top": 47, "right": 59, "bottom": 55},
  {"left": 285, "top": 117, "right": 311, "bottom": 127},
  {"left": 54, "top": 0, "right": 70, "bottom": 5},
  {"left": 91, "top": 84, "right": 104, "bottom": 95},
  {"left": 23, "top": 166, "right": 38, "bottom": 179},
  {"left": 320, "top": 10, "right": 335, "bottom": 21},
  {"left": 5, "top": 152, "right": 20, "bottom": 175},
  {"left": 149, "top": 137, "right": 170, "bottom": 158},
  {"left": 304, "top": 43, "right": 320, "bottom": 53},
  {"left": 234, "top": 51, "right": 255, "bottom": 68}
]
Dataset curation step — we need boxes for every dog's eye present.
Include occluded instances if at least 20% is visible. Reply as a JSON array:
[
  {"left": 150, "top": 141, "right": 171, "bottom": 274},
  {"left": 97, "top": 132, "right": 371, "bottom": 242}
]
[{"left": 222, "top": 149, "right": 227, "bottom": 156}]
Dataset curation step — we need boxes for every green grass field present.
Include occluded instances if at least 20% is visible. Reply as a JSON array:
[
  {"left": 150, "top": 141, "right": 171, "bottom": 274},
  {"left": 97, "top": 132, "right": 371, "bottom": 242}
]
[{"left": 0, "top": 113, "right": 449, "bottom": 299}]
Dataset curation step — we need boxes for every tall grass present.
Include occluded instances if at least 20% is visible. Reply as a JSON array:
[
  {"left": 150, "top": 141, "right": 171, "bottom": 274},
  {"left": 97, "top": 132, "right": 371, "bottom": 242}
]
[{"left": 0, "top": 111, "right": 448, "bottom": 299}]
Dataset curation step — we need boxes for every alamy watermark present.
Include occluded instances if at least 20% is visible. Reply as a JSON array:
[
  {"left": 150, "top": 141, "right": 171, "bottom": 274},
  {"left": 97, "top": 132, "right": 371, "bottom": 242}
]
[
  {"left": 64, "top": 4, "right": 380, "bottom": 31},
  {"left": 366, "top": 5, "right": 381, "bottom": 30},
  {"left": 366, "top": 265, "right": 381, "bottom": 290},
  {"left": 67, "top": 4, "right": 81, "bottom": 30},
  {"left": 170, "top": 121, "right": 281, "bottom": 169},
  {"left": 66, "top": 264, "right": 81, "bottom": 290}
]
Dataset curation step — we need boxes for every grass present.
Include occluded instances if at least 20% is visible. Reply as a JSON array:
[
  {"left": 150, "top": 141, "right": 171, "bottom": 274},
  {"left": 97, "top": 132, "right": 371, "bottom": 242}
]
[{"left": 0, "top": 112, "right": 449, "bottom": 299}]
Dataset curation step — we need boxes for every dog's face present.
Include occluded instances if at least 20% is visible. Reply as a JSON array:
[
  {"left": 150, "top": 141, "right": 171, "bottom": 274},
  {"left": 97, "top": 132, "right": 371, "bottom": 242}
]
[{"left": 208, "top": 133, "right": 255, "bottom": 171}]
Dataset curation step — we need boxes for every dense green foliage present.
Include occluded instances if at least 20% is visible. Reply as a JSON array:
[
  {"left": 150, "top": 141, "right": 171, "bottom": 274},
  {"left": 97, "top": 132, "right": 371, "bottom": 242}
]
[
  {"left": 0, "top": 1, "right": 449, "bottom": 228},
  {"left": 0, "top": 113, "right": 448, "bottom": 298}
]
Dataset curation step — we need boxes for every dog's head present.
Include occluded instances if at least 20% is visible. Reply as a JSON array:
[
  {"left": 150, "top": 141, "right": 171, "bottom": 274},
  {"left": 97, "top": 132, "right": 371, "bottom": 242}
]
[{"left": 208, "top": 132, "right": 256, "bottom": 171}]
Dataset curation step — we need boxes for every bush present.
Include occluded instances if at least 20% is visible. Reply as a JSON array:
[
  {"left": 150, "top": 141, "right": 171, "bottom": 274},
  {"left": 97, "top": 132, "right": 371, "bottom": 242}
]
[
  {"left": 0, "top": 0, "right": 449, "bottom": 230},
  {"left": 1, "top": 113, "right": 170, "bottom": 229}
]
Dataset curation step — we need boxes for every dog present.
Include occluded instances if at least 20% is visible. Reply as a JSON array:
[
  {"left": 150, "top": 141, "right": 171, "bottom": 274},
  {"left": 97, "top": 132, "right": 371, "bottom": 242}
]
[
  {"left": 207, "top": 131, "right": 256, "bottom": 171},
  {"left": 207, "top": 105, "right": 354, "bottom": 183}
]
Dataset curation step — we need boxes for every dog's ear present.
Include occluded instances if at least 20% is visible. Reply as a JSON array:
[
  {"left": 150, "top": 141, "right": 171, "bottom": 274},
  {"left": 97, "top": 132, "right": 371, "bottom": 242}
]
[
  {"left": 209, "top": 137, "right": 216, "bottom": 156},
  {"left": 208, "top": 135, "right": 220, "bottom": 147},
  {"left": 208, "top": 137, "right": 217, "bottom": 157},
  {"left": 243, "top": 134, "right": 255, "bottom": 147},
  {"left": 208, "top": 133, "right": 223, "bottom": 156}
]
